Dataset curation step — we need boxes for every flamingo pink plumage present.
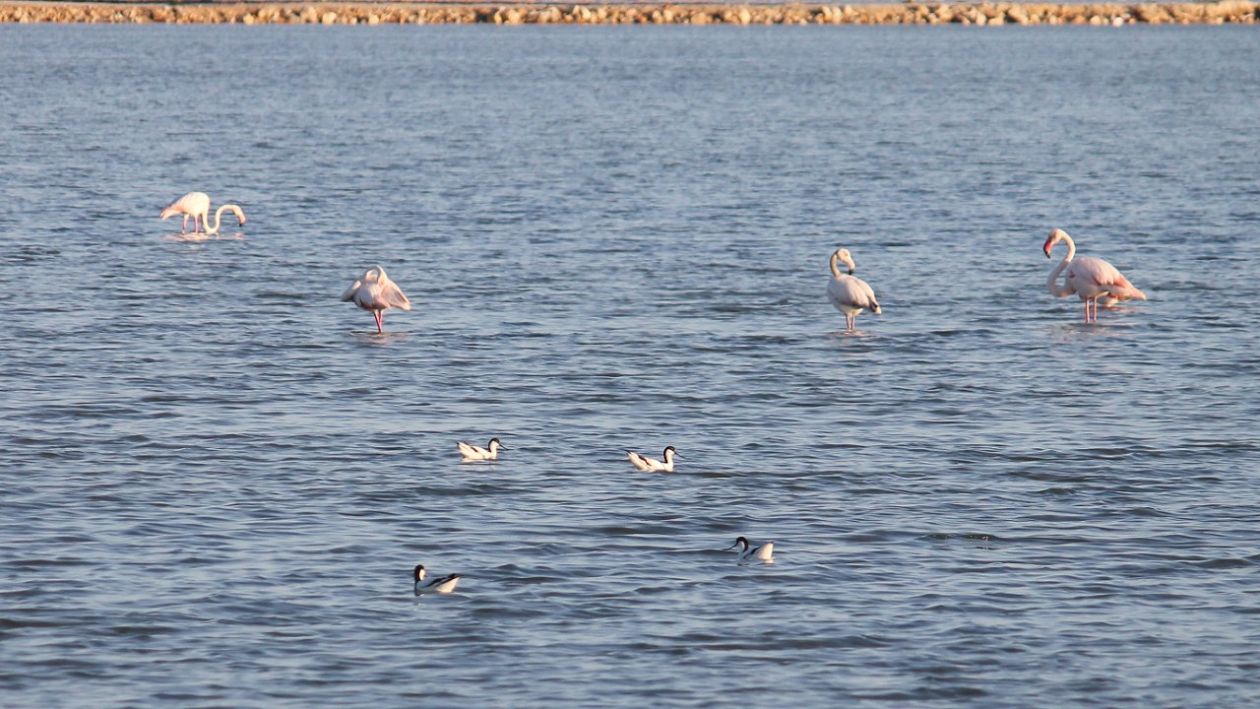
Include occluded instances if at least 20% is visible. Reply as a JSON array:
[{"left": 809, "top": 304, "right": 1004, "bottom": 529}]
[
  {"left": 827, "top": 247, "right": 882, "bottom": 332},
  {"left": 340, "top": 265, "right": 412, "bottom": 333},
  {"left": 1043, "top": 228, "right": 1146, "bottom": 323},
  {"left": 160, "top": 192, "right": 246, "bottom": 235}
]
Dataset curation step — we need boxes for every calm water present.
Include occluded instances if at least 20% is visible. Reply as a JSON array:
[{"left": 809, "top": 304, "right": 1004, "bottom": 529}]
[{"left": 2, "top": 25, "right": 1259, "bottom": 707}]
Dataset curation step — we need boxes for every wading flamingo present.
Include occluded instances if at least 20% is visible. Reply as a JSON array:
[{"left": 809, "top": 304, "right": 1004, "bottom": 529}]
[
  {"left": 1043, "top": 228, "right": 1146, "bottom": 323},
  {"left": 827, "top": 247, "right": 882, "bottom": 332},
  {"left": 341, "top": 265, "right": 412, "bottom": 333},
  {"left": 160, "top": 192, "right": 246, "bottom": 235}
]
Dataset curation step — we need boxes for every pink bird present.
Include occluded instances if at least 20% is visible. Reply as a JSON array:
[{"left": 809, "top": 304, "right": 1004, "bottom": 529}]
[
  {"left": 160, "top": 191, "right": 246, "bottom": 235},
  {"left": 1043, "top": 228, "right": 1146, "bottom": 323},
  {"left": 827, "top": 247, "right": 882, "bottom": 332},
  {"left": 340, "top": 265, "right": 412, "bottom": 333}
]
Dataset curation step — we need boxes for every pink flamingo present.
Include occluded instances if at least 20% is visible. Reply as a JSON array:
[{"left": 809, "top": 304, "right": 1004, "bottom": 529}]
[
  {"left": 340, "top": 265, "right": 412, "bottom": 333},
  {"left": 160, "top": 192, "right": 246, "bottom": 235},
  {"left": 827, "top": 247, "right": 882, "bottom": 332},
  {"left": 1043, "top": 228, "right": 1146, "bottom": 323}
]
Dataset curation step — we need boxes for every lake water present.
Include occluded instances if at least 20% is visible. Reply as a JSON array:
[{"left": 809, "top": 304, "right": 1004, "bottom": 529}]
[{"left": 2, "top": 25, "right": 1259, "bottom": 707}]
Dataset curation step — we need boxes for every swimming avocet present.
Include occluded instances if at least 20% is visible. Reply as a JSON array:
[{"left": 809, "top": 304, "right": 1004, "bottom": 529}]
[
  {"left": 728, "top": 536, "right": 774, "bottom": 563},
  {"left": 458, "top": 438, "right": 504, "bottom": 462},
  {"left": 413, "top": 564, "right": 462, "bottom": 595},
  {"left": 626, "top": 446, "right": 679, "bottom": 473}
]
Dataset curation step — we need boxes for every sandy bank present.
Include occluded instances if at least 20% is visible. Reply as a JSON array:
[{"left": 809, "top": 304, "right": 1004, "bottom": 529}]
[{"left": 1, "top": 1, "right": 1256, "bottom": 24}]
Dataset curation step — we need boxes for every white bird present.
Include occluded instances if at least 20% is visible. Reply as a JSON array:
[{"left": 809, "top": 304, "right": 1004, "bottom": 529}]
[
  {"left": 626, "top": 446, "right": 679, "bottom": 473},
  {"left": 160, "top": 191, "right": 246, "bottom": 235},
  {"left": 727, "top": 536, "right": 774, "bottom": 563},
  {"left": 458, "top": 437, "right": 504, "bottom": 462},
  {"left": 340, "top": 265, "right": 412, "bottom": 333},
  {"left": 413, "top": 564, "right": 462, "bottom": 595},
  {"left": 1044, "top": 228, "right": 1147, "bottom": 323},
  {"left": 827, "top": 247, "right": 882, "bottom": 332}
]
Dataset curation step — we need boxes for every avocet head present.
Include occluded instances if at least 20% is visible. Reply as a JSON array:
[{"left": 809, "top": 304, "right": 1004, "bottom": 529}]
[
  {"left": 726, "top": 536, "right": 750, "bottom": 551},
  {"left": 413, "top": 564, "right": 427, "bottom": 582},
  {"left": 663, "top": 445, "right": 678, "bottom": 459},
  {"left": 488, "top": 437, "right": 505, "bottom": 451},
  {"left": 1043, "top": 228, "right": 1069, "bottom": 258},
  {"left": 832, "top": 248, "right": 856, "bottom": 275}
]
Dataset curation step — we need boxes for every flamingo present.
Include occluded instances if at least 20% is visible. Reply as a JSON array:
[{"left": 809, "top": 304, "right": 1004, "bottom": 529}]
[
  {"left": 160, "top": 192, "right": 246, "bottom": 235},
  {"left": 340, "top": 265, "right": 412, "bottom": 333},
  {"left": 1043, "top": 228, "right": 1146, "bottom": 323},
  {"left": 827, "top": 247, "right": 882, "bottom": 332}
]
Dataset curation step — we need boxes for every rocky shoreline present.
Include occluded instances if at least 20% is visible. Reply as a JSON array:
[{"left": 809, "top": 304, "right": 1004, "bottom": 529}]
[{"left": 1, "top": 0, "right": 1256, "bottom": 24}]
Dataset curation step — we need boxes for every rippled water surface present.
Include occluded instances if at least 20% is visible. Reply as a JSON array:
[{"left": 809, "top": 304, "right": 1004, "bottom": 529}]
[{"left": 3, "top": 25, "right": 1260, "bottom": 706}]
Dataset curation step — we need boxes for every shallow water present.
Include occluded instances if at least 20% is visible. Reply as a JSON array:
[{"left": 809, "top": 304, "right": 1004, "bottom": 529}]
[{"left": 2, "top": 25, "right": 1259, "bottom": 706}]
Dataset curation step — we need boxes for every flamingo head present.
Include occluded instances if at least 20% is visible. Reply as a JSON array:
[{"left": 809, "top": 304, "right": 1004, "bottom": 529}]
[
  {"left": 365, "top": 266, "right": 386, "bottom": 282},
  {"left": 1043, "top": 228, "right": 1069, "bottom": 258},
  {"left": 160, "top": 206, "right": 177, "bottom": 220},
  {"left": 833, "top": 248, "right": 856, "bottom": 275},
  {"left": 231, "top": 206, "right": 247, "bottom": 226}
]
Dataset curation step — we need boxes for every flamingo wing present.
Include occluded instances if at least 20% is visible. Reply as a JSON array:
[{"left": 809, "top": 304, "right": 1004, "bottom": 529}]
[
  {"left": 162, "top": 191, "right": 209, "bottom": 217},
  {"left": 340, "top": 280, "right": 364, "bottom": 302},
  {"left": 828, "top": 276, "right": 875, "bottom": 313},
  {"left": 1069, "top": 255, "right": 1146, "bottom": 302},
  {"left": 377, "top": 279, "right": 412, "bottom": 311},
  {"left": 853, "top": 276, "right": 881, "bottom": 313}
]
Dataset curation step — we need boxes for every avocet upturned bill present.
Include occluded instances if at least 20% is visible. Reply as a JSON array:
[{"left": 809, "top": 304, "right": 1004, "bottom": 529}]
[
  {"left": 728, "top": 536, "right": 774, "bottom": 563},
  {"left": 413, "top": 564, "right": 462, "bottom": 595},
  {"left": 626, "top": 446, "right": 679, "bottom": 473},
  {"left": 458, "top": 437, "right": 504, "bottom": 462}
]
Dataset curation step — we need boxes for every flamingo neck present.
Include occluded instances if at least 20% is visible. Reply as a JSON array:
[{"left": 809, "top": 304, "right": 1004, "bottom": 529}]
[
  {"left": 829, "top": 253, "right": 843, "bottom": 279},
  {"left": 1046, "top": 236, "right": 1076, "bottom": 296},
  {"left": 204, "top": 204, "right": 240, "bottom": 235}
]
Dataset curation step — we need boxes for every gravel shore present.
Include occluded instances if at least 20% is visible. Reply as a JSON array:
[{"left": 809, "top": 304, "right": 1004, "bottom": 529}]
[{"left": 1, "top": 1, "right": 1256, "bottom": 25}]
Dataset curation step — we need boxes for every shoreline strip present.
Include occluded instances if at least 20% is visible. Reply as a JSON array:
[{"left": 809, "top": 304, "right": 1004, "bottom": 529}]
[{"left": 1, "top": 1, "right": 1256, "bottom": 24}]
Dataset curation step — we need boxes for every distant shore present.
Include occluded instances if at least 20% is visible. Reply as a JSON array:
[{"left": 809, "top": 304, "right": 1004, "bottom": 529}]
[{"left": 1, "top": 0, "right": 1256, "bottom": 24}]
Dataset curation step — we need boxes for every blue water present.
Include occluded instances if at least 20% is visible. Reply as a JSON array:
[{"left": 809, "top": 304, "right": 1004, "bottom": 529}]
[{"left": 2, "top": 25, "right": 1259, "bottom": 706}]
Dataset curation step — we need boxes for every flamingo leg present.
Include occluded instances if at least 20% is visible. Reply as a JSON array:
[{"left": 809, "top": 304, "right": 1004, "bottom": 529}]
[
  {"left": 374, "top": 310, "right": 383, "bottom": 333},
  {"left": 181, "top": 215, "right": 189, "bottom": 233}
]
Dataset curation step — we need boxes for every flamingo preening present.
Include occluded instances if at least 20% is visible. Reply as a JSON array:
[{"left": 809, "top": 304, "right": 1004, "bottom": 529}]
[
  {"left": 1043, "top": 229, "right": 1146, "bottom": 323},
  {"left": 340, "top": 265, "right": 412, "bottom": 333},
  {"left": 160, "top": 192, "right": 246, "bottom": 235},
  {"left": 827, "top": 248, "right": 882, "bottom": 332}
]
